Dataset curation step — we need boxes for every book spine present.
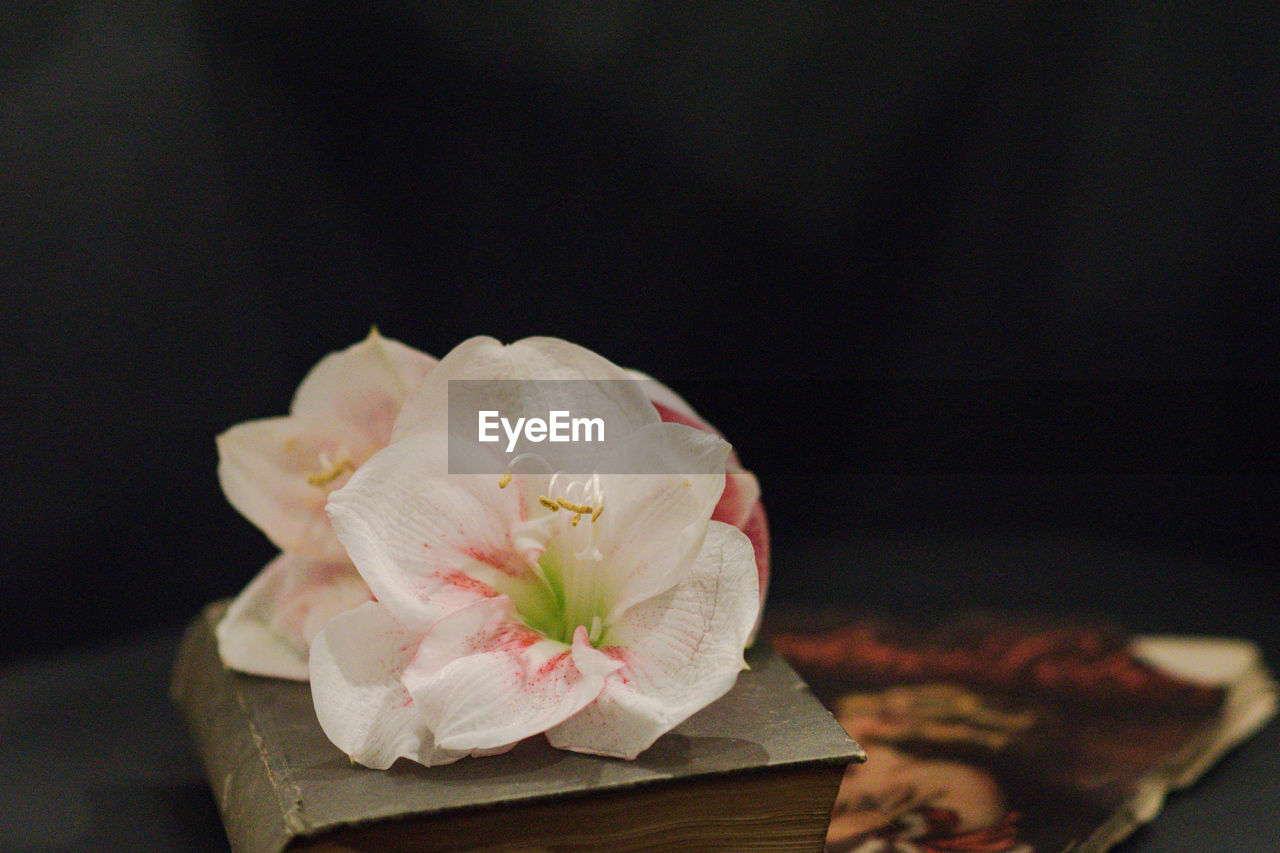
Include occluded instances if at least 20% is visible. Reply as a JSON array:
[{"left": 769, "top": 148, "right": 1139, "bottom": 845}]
[{"left": 170, "top": 605, "right": 295, "bottom": 853}]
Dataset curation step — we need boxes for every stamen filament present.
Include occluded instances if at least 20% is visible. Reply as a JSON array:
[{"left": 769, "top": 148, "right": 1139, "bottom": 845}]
[{"left": 307, "top": 458, "right": 355, "bottom": 487}]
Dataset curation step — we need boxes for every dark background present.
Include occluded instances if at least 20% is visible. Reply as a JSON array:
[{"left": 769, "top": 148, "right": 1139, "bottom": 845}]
[{"left": 3, "top": 2, "right": 1278, "bottom": 664}]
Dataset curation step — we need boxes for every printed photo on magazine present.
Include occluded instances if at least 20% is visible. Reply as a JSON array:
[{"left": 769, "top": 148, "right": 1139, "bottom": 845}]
[{"left": 767, "top": 612, "right": 1277, "bottom": 853}]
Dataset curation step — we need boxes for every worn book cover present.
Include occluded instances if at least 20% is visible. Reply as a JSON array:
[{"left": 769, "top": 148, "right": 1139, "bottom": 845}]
[
  {"left": 768, "top": 612, "right": 1278, "bottom": 853},
  {"left": 171, "top": 602, "right": 863, "bottom": 853}
]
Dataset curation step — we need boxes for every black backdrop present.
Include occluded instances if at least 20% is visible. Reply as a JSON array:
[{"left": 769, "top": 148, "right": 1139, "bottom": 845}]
[{"left": 3, "top": 2, "right": 1278, "bottom": 661}]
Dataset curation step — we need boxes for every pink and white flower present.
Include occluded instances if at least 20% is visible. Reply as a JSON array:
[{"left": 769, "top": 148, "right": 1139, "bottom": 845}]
[
  {"left": 310, "top": 337, "right": 760, "bottom": 766},
  {"left": 215, "top": 329, "right": 436, "bottom": 679}
]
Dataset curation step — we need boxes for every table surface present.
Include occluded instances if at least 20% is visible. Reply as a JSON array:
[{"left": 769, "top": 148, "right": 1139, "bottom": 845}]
[{"left": 2, "top": 621, "right": 1276, "bottom": 852}]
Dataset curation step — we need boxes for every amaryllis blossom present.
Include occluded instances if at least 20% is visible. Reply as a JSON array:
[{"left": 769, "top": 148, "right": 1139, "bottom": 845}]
[
  {"left": 215, "top": 329, "right": 436, "bottom": 679},
  {"left": 631, "top": 371, "right": 770, "bottom": 610},
  {"left": 310, "top": 337, "right": 760, "bottom": 767}
]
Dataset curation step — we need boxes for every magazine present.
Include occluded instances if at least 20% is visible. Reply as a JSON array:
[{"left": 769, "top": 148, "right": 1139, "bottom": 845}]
[{"left": 769, "top": 612, "right": 1277, "bottom": 853}]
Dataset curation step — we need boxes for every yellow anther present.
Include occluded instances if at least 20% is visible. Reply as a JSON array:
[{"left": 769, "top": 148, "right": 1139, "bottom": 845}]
[
  {"left": 570, "top": 513, "right": 582, "bottom": 527},
  {"left": 307, "top": 458, "right": 356, "bottom": 488},
  {"left": 556, "top": 497, "right": 594, "bottom": 514},
  {"left": 591, "top": 503, "right": 604, "bottom": 522},
  {"left": 498, "top": 472, "right": 512, "bottom": 489},
  {"left": 538, "top": 496, "right": 560, "bottom": 511},
  {"left": 682, "top": 480, "right": 691, "bottom": 487}
]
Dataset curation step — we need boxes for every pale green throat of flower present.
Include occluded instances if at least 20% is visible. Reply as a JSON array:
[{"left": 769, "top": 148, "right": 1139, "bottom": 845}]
[
  {"left": 516, "top": 549, "right": 609, "bottom": 646},
  {"left": 502, "top": 472, "right": 612, "bottom": 648}
]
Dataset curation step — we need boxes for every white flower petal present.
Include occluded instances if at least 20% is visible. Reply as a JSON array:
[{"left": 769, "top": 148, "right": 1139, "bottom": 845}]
[
  {"left": 715, "top": 469, "right": 769, "bottom": 641},
  {"left": 547, "top": 522, "right": 759, "bottom": 759},
  {"left": 291, "top": 329, "right": 436, "bottom": 445},
  {"left": 393, "top": 336, "right": 657, "bottom": 441},
  {"left": 631, "top": 369, "right": 770, "bottom": 610},
  {"left": 217, "top": 417, "right": 364, "bottom": 559},
  {"left": 629, "top": 368, "right": 752, "bottom": 488},
  {"left": 326, "top": 432, "right": 541, "bottom": 632},
  {"left": 401, "top": 598, "right": 622, "bottom": 751},
  {"left": 309, "top": 602, "right": 468, "bottom": 769},
  {"left": 594, "top": 423, "right": 730, "bottom": 615},
  {"left": 716, "top": 469, "right": 761, "bottom": 529},
  {"left": 626, "top": 368, "right": 705, "bottom": 425},
  {"left": 216, "top": 552, "right": 372, "bottom": 680}
]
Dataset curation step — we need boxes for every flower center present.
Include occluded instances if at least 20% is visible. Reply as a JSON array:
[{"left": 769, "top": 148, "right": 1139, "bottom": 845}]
[
  {"left": 554, "top": 550, "right": 614, "bottom": 645},
  {"left": 511, "top": 474, "right": 615, "bottom": 648},
  {"left": 508, "top": 547, "right": 610, "bottom": 647}
]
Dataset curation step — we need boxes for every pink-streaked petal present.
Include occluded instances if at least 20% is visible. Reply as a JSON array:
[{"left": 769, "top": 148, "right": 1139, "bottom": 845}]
[
  {"left": 547, "top": 522, "right": 759, "bottom": 759},
  {"left": 401, "top": 598, "right": 622, "bottom": 752},
  {"left": 326, "top": 432, "right": 540, "bottom": 632},
  {"left": 216, "top": 552, "right": 372, "bottom": 680},
  {"left": 592, "top": 423, "right": 729, "bottom": 616},
  {"left": 309, "top": 602, "right": 468, "bottom": 769},
  {"left": 291, "top": 329, "right": 436, "bottom": 446},
  {"left": 217, "top": 417, "right": 366, "bottom": 559},
  {"left": 392, "top": 336, "right": 656, "bottom": 441}
]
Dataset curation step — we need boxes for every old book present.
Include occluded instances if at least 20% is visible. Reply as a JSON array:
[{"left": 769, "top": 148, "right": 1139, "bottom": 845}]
[
  {"left": 767, "top": 611, "right": 1278, "bottom": 853},
  {"left": 171, "top": 602, "right": 863, "bottom": 853}
]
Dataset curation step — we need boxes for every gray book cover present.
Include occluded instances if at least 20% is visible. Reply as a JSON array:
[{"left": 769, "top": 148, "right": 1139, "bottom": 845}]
[{"left": 172, "top": 602, "right": 863, "bottom": 853}]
